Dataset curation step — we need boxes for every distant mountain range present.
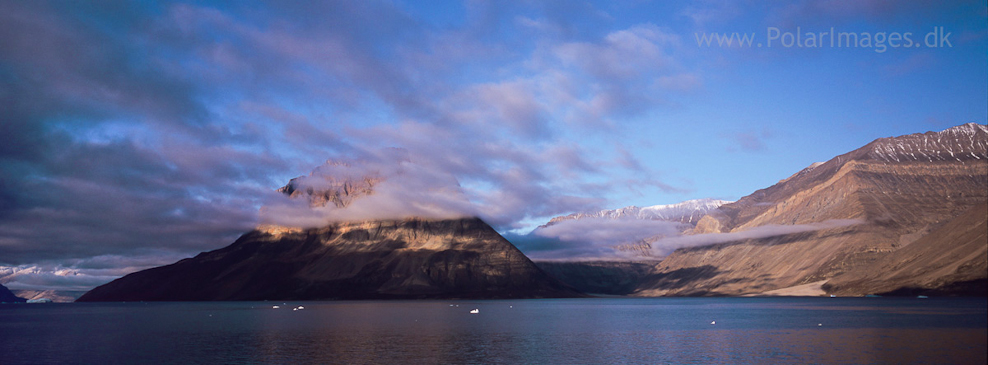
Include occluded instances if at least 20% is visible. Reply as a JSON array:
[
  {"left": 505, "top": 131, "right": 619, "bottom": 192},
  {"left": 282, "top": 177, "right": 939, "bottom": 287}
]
[{"left": 542, "top": 198, "right": 731, "bottom": 228}]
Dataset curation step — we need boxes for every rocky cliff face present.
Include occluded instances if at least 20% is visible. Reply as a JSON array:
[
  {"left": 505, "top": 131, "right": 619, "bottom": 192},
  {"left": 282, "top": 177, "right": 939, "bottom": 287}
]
[
  {"left": 78, "top": 218, "right": 579, "bottom": 301},
  {"left": 637, "top": 123, "right": 988, "bottom": 297},
  {"left": 0, "top": 283, "right": 26, "bottom": 303},
  {"left": 276, "top": 161, "right": 380, "bottom": 208},
  {"left": 823, "top": 202, "right": 987, "bottom": 296}
]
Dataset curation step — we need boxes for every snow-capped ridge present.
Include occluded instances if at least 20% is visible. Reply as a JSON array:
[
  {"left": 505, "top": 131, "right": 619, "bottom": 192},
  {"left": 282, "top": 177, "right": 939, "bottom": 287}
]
[
  {"left": 544, "top": 198, "right": 732, "bottom": 227},
  {"left": 867, "top": 123, "right": 987, "bottom": 163},
  {"left": 641, "top": 198, "right": 732, "bottom": 213}
]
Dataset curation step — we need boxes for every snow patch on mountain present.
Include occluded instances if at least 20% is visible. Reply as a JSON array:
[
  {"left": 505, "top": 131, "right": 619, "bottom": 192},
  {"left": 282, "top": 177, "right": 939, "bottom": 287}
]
[
  {"left": 868, "top": 123, "right": 987, "bottom": 163},
  {"left": 543, "top": 198, "right": 732, "bottom": 227},
  {"left": 513, "top": 198, "right": 732, "bottom": 260}
]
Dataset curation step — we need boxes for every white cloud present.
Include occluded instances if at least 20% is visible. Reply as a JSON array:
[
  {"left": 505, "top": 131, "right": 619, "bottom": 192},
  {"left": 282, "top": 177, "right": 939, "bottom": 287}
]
[
  {"left": 512, "top": 217, "right": 865, "bottom": 260},
  {"left": 512, "top": 217, "right": 684, "bottom": 260},
  {"left": 258, "top": 151, "right": 478, "bottom": 227},
  {"left": 647, "top": 219, "right": 865, "bottom": 256}
]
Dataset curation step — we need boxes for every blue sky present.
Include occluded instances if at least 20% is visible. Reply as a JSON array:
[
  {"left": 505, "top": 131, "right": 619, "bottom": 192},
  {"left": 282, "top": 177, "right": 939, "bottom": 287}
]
[{"left": 0, "top": 0, "right": 986, "bottom": 291}]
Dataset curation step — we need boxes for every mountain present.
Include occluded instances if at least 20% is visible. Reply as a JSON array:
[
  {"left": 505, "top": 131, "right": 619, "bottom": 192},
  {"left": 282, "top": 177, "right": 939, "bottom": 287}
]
[
  {"left": 535, "top": 261, "right": 655, "bottom": 295},
  {"left": 0, "top": 283, "right": 26, "bottom": 303},
  {"left": 635, "top": 123, "right": 988, "bottom": 297},
  {"left": 525, "top": 199, "right": 728, "bottom": 291},
  {"left": 78, "top": 218, "right": 579, "bottom": 301},
  {"left": 12, "top": 290, "right": 85, "bottom": 303},
  {"left": 78, "top": 218, "right": 580, "bottom": 302},
  {"left": 79, "top": 161, "right": 580, "bottom": 302},
  {"left": 823, "top": 202, "right": 987, "bottom": 296},
  {"left": 543, "top": 198, "right": 731, "bottom": 228},
  {"left": 532, "top": 198, "right": 729, "bottom": 256}
]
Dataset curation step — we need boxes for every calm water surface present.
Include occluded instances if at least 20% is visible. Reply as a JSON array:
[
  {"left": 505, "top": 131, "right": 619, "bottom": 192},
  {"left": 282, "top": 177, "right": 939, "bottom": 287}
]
[{"left": 1, "top": 297, "right": 985, "bottom": 364}]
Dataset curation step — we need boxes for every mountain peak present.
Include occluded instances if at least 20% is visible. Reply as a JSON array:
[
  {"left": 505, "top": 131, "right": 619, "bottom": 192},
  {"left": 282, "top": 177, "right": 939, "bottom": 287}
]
[
  {"left": 863, "top": 122, "right": 987, "bottom": 163},
  {"left": 261, "top": 153, "right": 478, "bottom": 227},
  {"left": 944, "top": 122, "right": 988, "bottom": 135},
  {"left": 277, "top": 173, "right": 381, "bottom": 208}
]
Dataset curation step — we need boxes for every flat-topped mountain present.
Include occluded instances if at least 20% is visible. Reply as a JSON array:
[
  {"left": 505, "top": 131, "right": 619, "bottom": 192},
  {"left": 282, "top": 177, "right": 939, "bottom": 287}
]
[
  {"left": 78, "top": 218, "right": 578, "bottom": 301},
  {"left": 79, "top": 158, "right": 579, "bottom": 301},
  {"left": 636, "top": 123, "right": 987, "bottom": 297}
]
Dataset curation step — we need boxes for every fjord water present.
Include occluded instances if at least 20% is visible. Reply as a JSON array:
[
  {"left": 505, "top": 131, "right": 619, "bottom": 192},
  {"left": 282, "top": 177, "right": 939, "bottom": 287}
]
[{"left": 2, "top": 298, "right": 985, "bottom": 364}]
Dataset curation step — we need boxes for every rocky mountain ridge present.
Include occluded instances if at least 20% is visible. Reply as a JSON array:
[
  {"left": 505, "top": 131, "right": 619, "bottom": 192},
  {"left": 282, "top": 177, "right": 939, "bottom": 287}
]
[{"left": 635, "top": 123, "right": 987, "bottom": 297}]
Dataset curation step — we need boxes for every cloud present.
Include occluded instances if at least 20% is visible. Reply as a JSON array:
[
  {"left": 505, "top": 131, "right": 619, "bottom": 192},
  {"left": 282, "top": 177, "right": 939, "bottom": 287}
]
[
  {"left": 679, "top": 1, "right": 743, "bottom": 28},
  {"left": 545, "top": 24, "right": 688, "bottom": 124},
  {"left": 554, "top": 24, "right": 679, "bottom": 80},
  {"left": 0, "top": 2, "right": 694, "bottom": 292},
  {"left": 512, "top": 217, "right": 684, "bottom": 260},
  {"left": 723, "top": 129, "right": 773, "bottom": 152},
  {"left": 0, "top": 266, "right": 121, "bottom": 292},
  {"left": 510, "top": 217, "right": 864, "bottom": 261},
  {"left": 647, "top": 219, "right": 864, "bottom": 256},
  {"left": 0, "top": 2, "right": 297, "bottom": 270},
  {"left": 0, "top": 251, "right": 192, "bottom": 291},
  {"left": 259, "top": 150, "right": 479, "bottom": 227}
]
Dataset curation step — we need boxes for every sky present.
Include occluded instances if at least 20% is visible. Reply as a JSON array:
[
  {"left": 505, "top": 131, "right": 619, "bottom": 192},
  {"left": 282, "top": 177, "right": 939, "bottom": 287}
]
[{"left": 1, "top": 0, "right": 986, "bottom": 292}]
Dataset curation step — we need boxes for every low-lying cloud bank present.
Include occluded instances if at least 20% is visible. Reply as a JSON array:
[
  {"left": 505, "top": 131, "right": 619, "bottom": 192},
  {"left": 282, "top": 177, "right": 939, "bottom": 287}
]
[
  {"left": 514, "top": 217, "right": 683, "bottom": 260},
  {"left": 646, "top": 219, "right": 865, "bottom": 256},
  {"left": 511, "top": 218, "right": 864, "bottom": 260}
]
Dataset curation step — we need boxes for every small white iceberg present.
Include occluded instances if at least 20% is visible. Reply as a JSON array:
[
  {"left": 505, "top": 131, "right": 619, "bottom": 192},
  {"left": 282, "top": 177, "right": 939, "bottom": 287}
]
[
  {"left": 710, "top": 321, "right": 715, "bottom": 325},
  {"left": 469, "top": 309, "right": 479, "bottom": 314},
  {"left": 272, "top": 305, "right": 280, "bottom": 309}
]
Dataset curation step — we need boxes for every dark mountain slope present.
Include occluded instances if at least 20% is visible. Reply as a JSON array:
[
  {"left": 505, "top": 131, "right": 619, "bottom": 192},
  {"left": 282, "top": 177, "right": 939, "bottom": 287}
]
[
  {"left": 0, "top": 283, "right": 26, "bottom": 303},
  {"left": 78, "top": 218, "right": 579, "bottom": 301}
]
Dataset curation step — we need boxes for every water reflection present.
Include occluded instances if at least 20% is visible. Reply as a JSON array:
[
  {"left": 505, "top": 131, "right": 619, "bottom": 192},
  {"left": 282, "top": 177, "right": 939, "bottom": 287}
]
[{"left": 1, "top": 298, "right": 985, "bottom": 364}]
